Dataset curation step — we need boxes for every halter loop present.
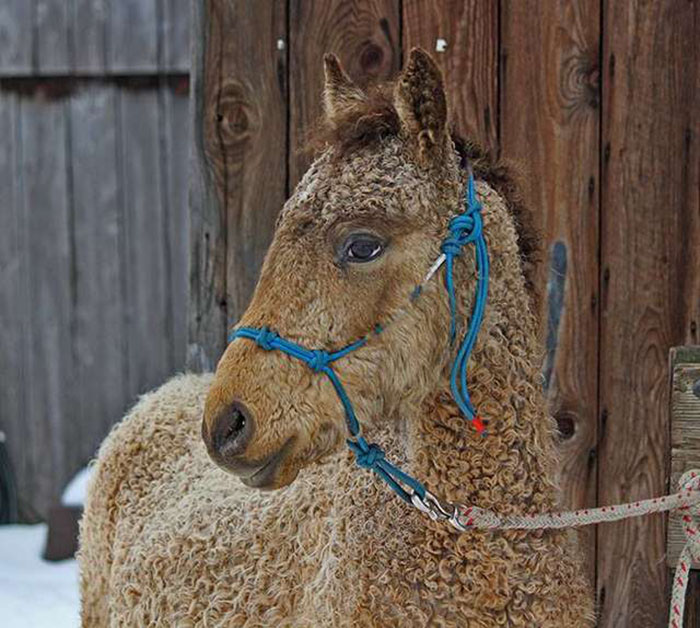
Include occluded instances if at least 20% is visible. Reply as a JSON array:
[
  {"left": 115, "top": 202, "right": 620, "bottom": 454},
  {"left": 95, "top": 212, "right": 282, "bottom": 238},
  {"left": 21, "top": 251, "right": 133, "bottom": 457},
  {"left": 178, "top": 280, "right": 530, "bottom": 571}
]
[{"left": 228, "top": 171, "right": 489, "bottom": 504}]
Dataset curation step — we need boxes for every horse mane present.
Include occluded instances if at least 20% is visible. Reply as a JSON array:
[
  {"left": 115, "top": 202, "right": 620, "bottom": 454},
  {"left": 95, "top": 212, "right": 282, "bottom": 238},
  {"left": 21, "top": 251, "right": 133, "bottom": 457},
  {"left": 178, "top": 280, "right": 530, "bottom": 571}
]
[{"left": 307, "top": 83, "right": 541, "bottom": 307}]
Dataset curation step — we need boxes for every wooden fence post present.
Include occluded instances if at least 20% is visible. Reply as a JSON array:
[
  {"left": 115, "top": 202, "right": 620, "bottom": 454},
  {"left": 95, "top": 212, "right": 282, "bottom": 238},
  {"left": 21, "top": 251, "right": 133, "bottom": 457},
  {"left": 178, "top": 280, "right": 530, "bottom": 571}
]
[
  {"left": 187, "top": 0, "right": 288, "bottom": 371},
  {"left": 668, "top": 346, "right": 700, "bottom": 625}
]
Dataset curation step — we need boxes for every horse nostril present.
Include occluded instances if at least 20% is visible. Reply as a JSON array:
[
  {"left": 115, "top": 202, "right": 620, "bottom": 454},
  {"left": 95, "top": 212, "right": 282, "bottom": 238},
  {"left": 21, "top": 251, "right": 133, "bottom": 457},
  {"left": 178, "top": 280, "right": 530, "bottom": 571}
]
[{"left": 210, "top": 400, "right": 254, "bottom": 459}]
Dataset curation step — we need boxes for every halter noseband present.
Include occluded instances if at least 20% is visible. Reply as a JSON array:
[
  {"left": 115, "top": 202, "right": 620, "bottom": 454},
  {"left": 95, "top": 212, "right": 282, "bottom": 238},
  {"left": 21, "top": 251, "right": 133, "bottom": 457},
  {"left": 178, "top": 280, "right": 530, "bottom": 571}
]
[{"left": 229, "top": 172, "right": 489, "bottom": 512}]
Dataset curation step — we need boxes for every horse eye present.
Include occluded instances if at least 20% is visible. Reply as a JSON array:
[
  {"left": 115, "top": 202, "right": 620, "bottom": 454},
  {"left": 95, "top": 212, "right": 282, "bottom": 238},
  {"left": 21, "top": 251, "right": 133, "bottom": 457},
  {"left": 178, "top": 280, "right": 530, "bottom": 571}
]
[{"left": 343, "top": 234, "right": 385, "bottom": 263}]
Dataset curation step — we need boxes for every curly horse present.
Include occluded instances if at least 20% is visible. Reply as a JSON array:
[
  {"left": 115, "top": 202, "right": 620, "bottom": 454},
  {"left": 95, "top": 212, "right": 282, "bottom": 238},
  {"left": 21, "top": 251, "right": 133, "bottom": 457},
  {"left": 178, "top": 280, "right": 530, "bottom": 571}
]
[{"left": 79, "top": 49, "right": 594, "bottom": 626}]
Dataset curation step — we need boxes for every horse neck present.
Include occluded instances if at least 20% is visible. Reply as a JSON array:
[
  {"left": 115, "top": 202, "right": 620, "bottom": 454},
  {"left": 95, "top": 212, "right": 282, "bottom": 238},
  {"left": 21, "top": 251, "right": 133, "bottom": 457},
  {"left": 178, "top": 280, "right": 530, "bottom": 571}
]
[{"left": 405, "top": 185, "right": 559, "bottom": 515}]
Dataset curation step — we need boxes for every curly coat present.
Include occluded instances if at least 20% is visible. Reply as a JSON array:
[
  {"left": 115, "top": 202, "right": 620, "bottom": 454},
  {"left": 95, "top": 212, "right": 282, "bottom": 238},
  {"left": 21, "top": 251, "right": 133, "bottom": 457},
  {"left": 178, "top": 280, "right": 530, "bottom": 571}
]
[{"left": 79, "top": 49, "right": 593, "bottom": 626}]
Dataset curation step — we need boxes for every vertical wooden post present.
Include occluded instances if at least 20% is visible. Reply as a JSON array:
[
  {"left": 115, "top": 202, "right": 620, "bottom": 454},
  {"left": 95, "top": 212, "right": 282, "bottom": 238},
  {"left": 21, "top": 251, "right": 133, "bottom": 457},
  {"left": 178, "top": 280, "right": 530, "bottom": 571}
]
[
  {"left": 499, "top": 0, "right": 601, "bottom": 581},
  {"left": 188, "top": 0, "right": 288, "bottom": 370},
  {"left": 668, "top": 346, "right": 700, "bottom": 626},
  {"left": 597, "top": 3, "right": 700, "bottom": 625}
]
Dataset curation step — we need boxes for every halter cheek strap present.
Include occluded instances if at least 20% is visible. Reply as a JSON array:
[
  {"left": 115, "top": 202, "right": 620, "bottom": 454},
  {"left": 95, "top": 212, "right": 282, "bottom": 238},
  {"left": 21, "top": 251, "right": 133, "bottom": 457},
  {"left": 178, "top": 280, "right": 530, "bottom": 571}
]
[{"left": 229, "top": 172, "right": 489, "bottom": 506}]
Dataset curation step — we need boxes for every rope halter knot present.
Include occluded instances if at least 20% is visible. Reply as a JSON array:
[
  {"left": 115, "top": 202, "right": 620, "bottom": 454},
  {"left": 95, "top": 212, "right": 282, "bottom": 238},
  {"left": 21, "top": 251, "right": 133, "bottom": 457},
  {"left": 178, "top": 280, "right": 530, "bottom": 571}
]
[
  {"left": 228, "top": 172, "right": 489, "bottom": 504},
  {"left": 348, "top": 439, "right": 385, "bottom": 469},
  {"left": 254, "top": 326, "right": 278, "bottom": 351},
  {"left": 308, "top": 349, "right": 331, "bottom": 373},
  {"left": 440, "top": 211, "right": 483, "bottom": 258}
]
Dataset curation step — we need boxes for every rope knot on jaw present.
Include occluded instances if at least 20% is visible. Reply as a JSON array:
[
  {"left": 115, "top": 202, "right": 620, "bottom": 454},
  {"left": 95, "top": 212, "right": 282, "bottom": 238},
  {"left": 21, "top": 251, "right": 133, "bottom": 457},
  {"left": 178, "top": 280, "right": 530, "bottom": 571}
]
[
  {"left": 307, "top": 350, "right": 331, "bottom": 373},
  {"left": 254, "top": 326, "right": 278, "bottom": 351}
]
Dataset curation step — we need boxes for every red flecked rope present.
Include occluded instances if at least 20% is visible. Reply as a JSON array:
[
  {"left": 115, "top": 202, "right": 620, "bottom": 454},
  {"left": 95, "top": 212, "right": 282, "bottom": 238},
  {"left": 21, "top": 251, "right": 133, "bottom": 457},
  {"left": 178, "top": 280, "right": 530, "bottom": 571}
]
[{"left": 450, "top": 470, "right": 700, "bottom": 627}]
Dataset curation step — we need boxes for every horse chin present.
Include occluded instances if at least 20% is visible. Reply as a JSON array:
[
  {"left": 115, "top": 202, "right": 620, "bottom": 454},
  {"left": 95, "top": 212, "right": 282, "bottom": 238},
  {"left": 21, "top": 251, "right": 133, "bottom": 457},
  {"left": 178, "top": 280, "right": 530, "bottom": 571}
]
[
  {"left": 238, "top": 436, "right": 298, "bottom": 490},
  {"left": 241, "top": 463, "right": 299, "bottom": 491}
]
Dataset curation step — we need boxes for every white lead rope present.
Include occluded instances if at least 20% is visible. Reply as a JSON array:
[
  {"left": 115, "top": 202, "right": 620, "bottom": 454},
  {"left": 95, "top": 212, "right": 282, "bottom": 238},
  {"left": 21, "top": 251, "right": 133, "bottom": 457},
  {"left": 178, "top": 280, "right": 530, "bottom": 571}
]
[{"left": 413, "top": 469, "right": 700, "bottom": 627}]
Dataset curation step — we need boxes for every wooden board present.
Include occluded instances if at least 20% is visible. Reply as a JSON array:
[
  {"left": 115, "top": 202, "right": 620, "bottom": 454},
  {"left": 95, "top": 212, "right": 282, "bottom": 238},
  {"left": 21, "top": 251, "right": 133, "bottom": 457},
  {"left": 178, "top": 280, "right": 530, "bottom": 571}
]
[
  {"left": 597, "top": 2, "right": 700, "bottom": 626},
  {"left": 0, "top": 1, "right": 33, "bottom": 75},
  {"left": 108, "top": 0, "right": 158, "bottom": 74},
  {"left": 118, "top": 84, "right": 171, "bottom": 396},
  {"left": 499, "top": 0, "right": 601, "bottom": 581},
  {"left": 288, "top": 0, "right": 401, "bottom": 187},
  {"left": 667, "top": 347, "right": 700, "bottom": 570},
  {"left": 19, "top": 91, "right": 74, "bottom": 520},
  {"left": 188, "top": 0, "right": 288, "bottom": 371},
  {"left": 0, "top": 0, "right": 188, "bottom": 77},
  {"left": 68, "top": 84, "right": 127, "bottom": 465},
  {"left": 162, "top": 78, "right": 191, "bottom": 370},
  {"left": 162, "top": 0, "right": 191, "bottom": 73},
  {"left": 72, "top": 0, "right": 108, "bottom": 74},
  {"left": 402, "top": 0, "right": 498, "bottom": 153},
  {"left": 35, "top": 0, "right": 71, "bottom": 74},
  {"left": 0, "top": 90, "right": 29, "bottom": 518}
]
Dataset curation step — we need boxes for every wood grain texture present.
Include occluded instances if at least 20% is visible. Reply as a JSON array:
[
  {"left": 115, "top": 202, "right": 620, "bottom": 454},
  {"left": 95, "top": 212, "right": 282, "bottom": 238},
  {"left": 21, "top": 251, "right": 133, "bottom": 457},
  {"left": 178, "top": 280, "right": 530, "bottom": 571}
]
[
  {"left": 162, "top": 78, "right": 191, "bottom": 370},
  {"left": 35, "top": 0, "right": 71, "bottom": 74},
  {"left": 0, "top": 91, "right": 29, "bottom": 519},
  {"left": 69, "top": 85, "right": 127, "bottom": 467},
  {"left": 72, "top": 0, "right": 108, "bottom": 74},
  {"left": 0, "top": 0, "right": 33, "bottom": 75},
  {"left": 162, "top": 0, "right": 191, "bottom": 73},
  {"left": 402, "top": 0, "right": 498, "bottom": 152},
  {"left": 118, "top": 85, "right": 171, "bottom": 397},
  {"left": 19, "top": 92, "right": 74, "bottom": 520},
  {"left": 597, "top": 2, "right": 700, "bottom": 626},
  {"left": 188, "top": 0, "right": 226, "bottom": 371},
  {"left": 667, "top": 347, "right": 700, "bottom": 569},
  {"left": 500, "top": 0, "right": 601, "bottom": 580},
  {"left": 288, "top": 0, "right": 400, "bottom": 186},
  {"left": 188, "top": 0, "right": 288, "bottom": 370},
  {"left": 108, "top": 0, "right": 158, "bottom": 74}
]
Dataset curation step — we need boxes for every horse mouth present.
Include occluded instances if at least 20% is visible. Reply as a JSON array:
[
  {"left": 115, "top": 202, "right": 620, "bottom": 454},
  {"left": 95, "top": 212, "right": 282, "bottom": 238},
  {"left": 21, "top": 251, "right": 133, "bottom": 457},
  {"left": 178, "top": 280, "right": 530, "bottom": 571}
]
[{"left": 241, "top": 437, "right": 295, "bottom": 489}]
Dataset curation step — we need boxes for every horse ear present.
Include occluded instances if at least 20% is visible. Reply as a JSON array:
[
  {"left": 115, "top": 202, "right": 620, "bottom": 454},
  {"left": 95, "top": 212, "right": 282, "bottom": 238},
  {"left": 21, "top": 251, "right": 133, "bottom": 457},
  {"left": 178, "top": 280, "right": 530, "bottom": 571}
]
[
  {"left": 323, "top": 53, "right": 365, "bottom": 123},
  {"left": 394, "top": 48, "right": 448, "bottom": 158}
]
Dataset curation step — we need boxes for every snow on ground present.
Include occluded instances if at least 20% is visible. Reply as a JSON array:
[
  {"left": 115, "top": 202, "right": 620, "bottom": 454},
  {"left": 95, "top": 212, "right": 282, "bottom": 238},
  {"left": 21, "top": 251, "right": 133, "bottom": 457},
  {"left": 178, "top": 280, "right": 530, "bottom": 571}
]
[
  {"left": 61, "top": 467, "right": 93, "bottom": 507},
  {"left": 0, "top": 524, "right": 80, "bottom": 626}
]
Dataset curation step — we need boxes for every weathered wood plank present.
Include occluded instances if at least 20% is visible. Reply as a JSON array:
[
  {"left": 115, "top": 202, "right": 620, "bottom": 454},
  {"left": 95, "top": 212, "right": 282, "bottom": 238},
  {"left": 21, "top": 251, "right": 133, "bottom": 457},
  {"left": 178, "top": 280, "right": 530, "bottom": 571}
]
[
  {"left": 597, "top": 2, "right": 700, "bottom": 626},
  {"left": 71, "top": 0, "right": 108, "bottom": 74},
  {"left": 188, "top": 0, "right": 288, "bottom": 370},
  {"left": 288, "top": 0, "right": 400, "bottom": 187},
  {"left": 188, "top": 0, "right": 226, "bottom": 371},
  {"left": 35, "top": 0, "right": 71, "bottom": 74},
  {"left": 162, "top": 0, "right": 191, "bottom": 73},
  {"left": 500, "top": 0, "right": 601, "bottom": 581},
  {"left": 68, "top": 84, "right": 127, "bottom": 463},
  {"left": 0, "top": 1, "right": 33, "bottom": 75},
  {"left": 0, "top": 90, "right": 29, "bottom": 520},
  {"left": 402, "top": 0, "right": 498, "bottom": 153},
  {"left": 161, "top": 78, "right": 190, "bottom": 370},
  {"left": 667, "top": 347, "right": 700, "bottom": 569},
  {"left": 19, "top": 89, "right": 74, "bottom": 520},
  {"left": 108, "top": 0, "right": 158, "bottom": 74},
  {"left": 117, "top": 84, "right": 170, "bottom": 395}
]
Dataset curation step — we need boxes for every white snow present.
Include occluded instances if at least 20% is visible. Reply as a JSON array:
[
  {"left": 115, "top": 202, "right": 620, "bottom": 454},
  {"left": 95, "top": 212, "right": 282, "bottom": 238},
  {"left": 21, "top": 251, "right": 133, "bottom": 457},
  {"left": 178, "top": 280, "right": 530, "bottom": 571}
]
[
  {"left": 61, "top": 467, "right": 93, "bottom": 507},
  {"left": 0, "top": 524, "right": 79, "bottom": 627}
]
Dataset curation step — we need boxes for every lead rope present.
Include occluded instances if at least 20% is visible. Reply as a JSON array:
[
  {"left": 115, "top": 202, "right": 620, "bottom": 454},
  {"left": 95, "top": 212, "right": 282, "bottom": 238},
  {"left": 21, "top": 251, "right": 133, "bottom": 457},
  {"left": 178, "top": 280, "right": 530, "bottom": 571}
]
[
  {"left": 228, "top": 172, "right": 699, "bottom": 626},
  {"left": 433, "top": 470, "right": 700, "bottom": 628}
]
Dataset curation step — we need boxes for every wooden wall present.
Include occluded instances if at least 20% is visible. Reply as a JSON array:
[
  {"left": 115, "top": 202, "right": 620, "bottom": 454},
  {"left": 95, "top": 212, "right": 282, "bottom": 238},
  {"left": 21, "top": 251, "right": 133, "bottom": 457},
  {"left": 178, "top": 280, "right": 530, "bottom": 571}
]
[
  {"left": 189, "top": 1, "right": 700, "bottom": 625},
  {"left": 0, "top": 0, "right": 190, "bottom": 521}
]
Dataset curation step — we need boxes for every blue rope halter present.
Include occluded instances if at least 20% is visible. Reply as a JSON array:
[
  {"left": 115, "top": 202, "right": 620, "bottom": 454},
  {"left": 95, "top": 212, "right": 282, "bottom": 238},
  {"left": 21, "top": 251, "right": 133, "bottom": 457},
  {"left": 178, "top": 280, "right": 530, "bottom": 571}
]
[{"left": 229, "top": 172, "right": 489, "bottom": 505}]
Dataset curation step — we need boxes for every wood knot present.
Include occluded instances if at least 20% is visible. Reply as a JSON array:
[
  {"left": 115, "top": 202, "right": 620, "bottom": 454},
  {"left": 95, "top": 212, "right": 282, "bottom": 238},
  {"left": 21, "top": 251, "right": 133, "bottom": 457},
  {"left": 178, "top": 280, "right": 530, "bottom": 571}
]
[
  {"left": 555, "top": 411, "right": 577, "bottom": 441},
  {"left": 214, "top": 80, "right": 259, "bottom": 149},
  {"left": 359, "top": 41, "right": 385, "bottom": 75},
  {"left": 559, "top": 53, "right": 599, "bottom": 114}
]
